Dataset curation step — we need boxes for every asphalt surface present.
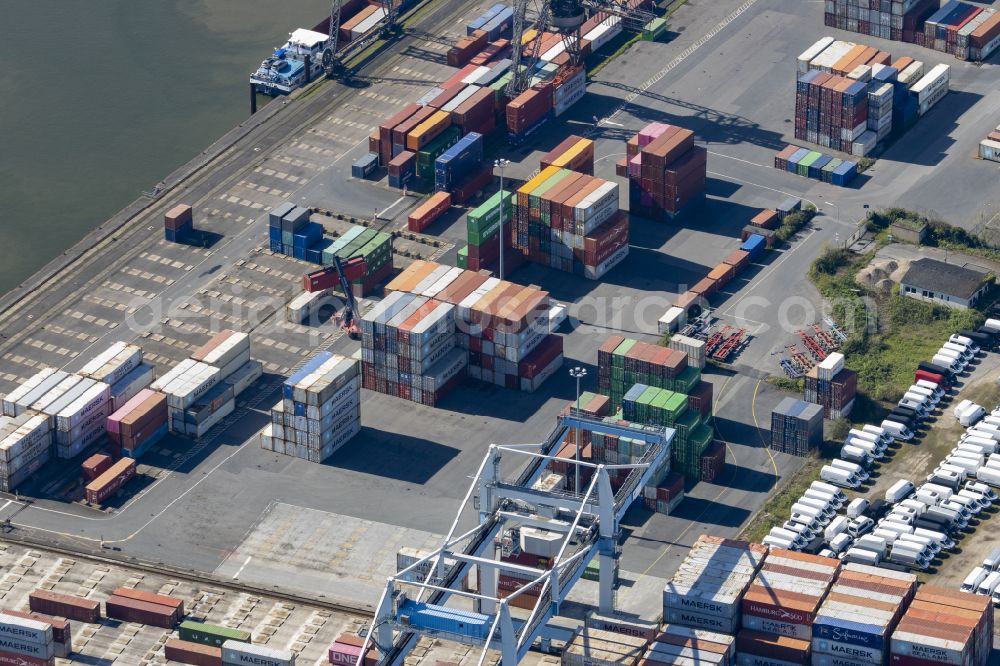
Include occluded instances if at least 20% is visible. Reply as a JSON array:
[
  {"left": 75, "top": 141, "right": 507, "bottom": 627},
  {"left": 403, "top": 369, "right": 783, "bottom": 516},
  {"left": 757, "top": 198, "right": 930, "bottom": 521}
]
[{"left": 1, "top": 0, "right": 999, "bottom": 620}]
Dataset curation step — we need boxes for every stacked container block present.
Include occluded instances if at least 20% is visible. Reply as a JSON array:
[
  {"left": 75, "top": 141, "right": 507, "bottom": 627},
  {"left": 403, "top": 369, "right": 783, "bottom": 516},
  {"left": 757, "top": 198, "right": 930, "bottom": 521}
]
[
  {"left": 597, "top": 335, "right": 699, "bottom": 410},
  {"left": 889, "top": 585, "right": 993, "bottom": 666},
  {"left": 106, "top": 389, "right": 168, "bottom": 459},
  {"left": 465, "top": 190, "right": 517, "bottom": 273},
  {"left": 0, "top": 412, "right": 52, "bottom": 492},
  {"left": 80, "top": 341, "right": 153, "bottom": 412},
  {"left": 770, "top": 397, "right": 824, "bottom": 456},
  {"left": 622, "top": 383, "right": 713, "bottom": 480},
  {"left": 811, "top": 563, "right": 917, "bottom": 666},
  {"left": 662, "top": 535, "right": 767, "bottom": 634},
  {"left": 738, "top": 549, "right": 839, "bottom": 666},
  {"left": 635, "top": 624, "right": 735, "bottom": 666},
  {"left": 623, "top": 123, "right": 707, "bottom": 222},
  {"left": 512, "top": 165, "right": 629, "bottom": 279},
  {"left": 804, "top": 352, "right": 857, "bottom": 419},
  {"left": 923, "top": 1, "right": 1000, "bottom": 61},
  {"left": 164, "top": 204, "right": 195, "bottom": 243},
  {"left": 261, "top": 352, "right": 361, "bottom": 462},
  {"left": 822, "top": 0, "right": 939, "bottom": 44}
]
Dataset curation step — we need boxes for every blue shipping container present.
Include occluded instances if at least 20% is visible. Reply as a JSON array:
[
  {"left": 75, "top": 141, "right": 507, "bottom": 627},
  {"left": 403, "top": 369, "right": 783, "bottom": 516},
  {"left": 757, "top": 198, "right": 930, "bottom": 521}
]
[
  {"left": 293, "top": 221, "right": 323, "bottom": 249},
  {"left": 741, "top": 234, "right": 766, "bottom": 260},
  {"left": 809, "top": 154, "right": 833, "bottom": 180},
  {"left": 434, "top": 132, "right": 484, "bottom": 190},
  {"left": 482, "top": 7, "right": 514, "bottom": 41},
  {"left": 786, "top": 148, "right": 809, "bottom": 172},
  {"left": 269, "top": 202, "right": 295, "bottom": 228},
  {"left": 812, "top": 616, "right": 886, "bottom": 650},
  {"left": 872, "top": 66, "right": 897, "bottom": 84},
  {"left": 831, "top": 161, "right": 857, "bottom": 188},
  {"left": 398, "top": 601, "right": 490, "bottom": 640},
  {"left": 270, "top": 239, "right": 285, "bottom": 254},
  {"left": 269, "top": 226, "right": 282, "bottom": 242},
  {"left": 352, "top": 153, "right": 378, "bottom": 179},
  {"left": 122, "top": 422, "right": 168, "bottom": 459},
  {"left": 468, "top": 3, "right": 506, "bottom": 35}
]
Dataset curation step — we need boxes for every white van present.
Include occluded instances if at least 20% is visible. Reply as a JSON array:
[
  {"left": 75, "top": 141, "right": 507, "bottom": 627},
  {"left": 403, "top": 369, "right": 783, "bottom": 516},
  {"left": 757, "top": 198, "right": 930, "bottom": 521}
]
[
  {"left": 946, "top": 456, "right": 982, "bottom": 477},
  {"left": 847, "top": 516, "right": 874, "bottom": 538},
  {"left": 790, "top": 504, "right": 828, "bottom": 527},
  {"left": 977, "top": 466, "right": 1000, "bottom": 486},
  {"left": 889, "top": 545, "right": 931, "bottom": 570},
  {"left": 804, "top": 488, "right": 843, "bottom": 509},
  {"left": 824, "top": 516, "right": 849, "bottom": 541},
  {"left": 873, "top": 528, "right": 901, "bottom": 544},
  {"left": 762, "top": 534, "right": 796, "bottom": 550},
  {"left": 936, "top": 347, "right": 968, "bottom": 367},
  {"left": 977, "top": 571, "right": 1000, "bottom": 596},
  {"left": 797, "top": 497, "right": 836, "bottom": 519},
  {"left": 821, "top": 465, "right": 861, "bottom": 488},
  {"left": 933, "top": 466, "right": 969, "bottom": 486},
  {"left": 933, "top": 354, "right": 965, "bottom": 374},
  {"left": 885, "top": 479, "right": 915, "bottom": 503},
  {"left": 965, "top": 481, "right": 997, "bottom": 503},
  {"left": 959, "top": 404, "right": 986, "bottom": 428},
  {"left": 862, "top": 424, "right": 893, "bottom": 444},
  {"left": 831, "top": 458, "right": 869, "bottom": 480},
  {"left": 983, "top": 318, "right": 1000, "bottom": 334},
  {"left": 768, "top": 527, "right": 806, "bottom": 549},
  {"left": 902, "top": 392, "right": 932, "bottom": 410},
  {"left": 962, "top": 566, "right": 989, "bottom": 593},
  {"left": 847, "top": 436, "right": 884, "bottom": 459},
  {"left": 855, "top": 535, "right": 887, "bottom": 557},
  {"left": 847, "top": 429, "right": 887, "bottom": 453},
  {"left": 881, "top": 420, "right": 914, "bottom": 441},
  {"left": 915, "top": 379, "right": 945, "bottom": 400},
  {"left": 841, "top": 444, "right": 873, "bottom": 465},
  {"left": 783, "top": 520, "right": 817, "bottom": 540},
  {"left": 846, "top": 497, "right": 869, "bottom": 519},
  {"left": 957, "top": 440, "right": 995, "bottom": 455},
  {"left": 828, "top": 533, "right": 852, "bottom": 554},
  {"left": 891, "top": 539, "right": 933, "bottom": 561},
  {"left": 841, "top": 547, "right": 880, "bottom": 565},
  {"left": 950, "top": 334, "right": 980, "bottom": 354},
  {"left": 907, "top": 385, "right": 938, "bottom": 405},
  {"left": 810, "top": 481, "right": 848, "bottom": 503},
  {"left": 878, "top": 520, "right": 912, "bottom": 537},
  {"left": 941, "top": 341, "right": 975, "bottom": 361},
  {"left": 897, "top": 533, "right": 940, "bottom": 554},
  {"left": 912, "top": 526, "right": 954, "bottom": 550}
]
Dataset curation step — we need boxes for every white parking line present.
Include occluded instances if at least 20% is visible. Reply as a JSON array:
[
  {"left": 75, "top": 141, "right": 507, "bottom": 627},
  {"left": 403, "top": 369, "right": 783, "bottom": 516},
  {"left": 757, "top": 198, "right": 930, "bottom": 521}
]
[{"left": 233, "top": 555, "right": 253, "bottom": 579}]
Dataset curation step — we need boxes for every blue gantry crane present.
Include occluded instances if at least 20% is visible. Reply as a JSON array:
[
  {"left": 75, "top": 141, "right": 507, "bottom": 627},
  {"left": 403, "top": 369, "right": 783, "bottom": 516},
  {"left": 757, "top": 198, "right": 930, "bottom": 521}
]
[{"left": 362, "top": 413, "right": 673, "bottom": 666}]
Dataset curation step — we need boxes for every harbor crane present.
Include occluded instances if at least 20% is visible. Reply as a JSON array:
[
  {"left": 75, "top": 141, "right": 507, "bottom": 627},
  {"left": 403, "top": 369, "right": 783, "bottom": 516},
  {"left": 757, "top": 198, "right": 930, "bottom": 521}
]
[
  {"left": 362, "top": 414, "right": 673, "bottom": 666},
  {"left": 323, "top": 0, "right": 402, "bottom": 75},
  {"left": 507, "top": 0, "right": 656, "bottom": 98}
]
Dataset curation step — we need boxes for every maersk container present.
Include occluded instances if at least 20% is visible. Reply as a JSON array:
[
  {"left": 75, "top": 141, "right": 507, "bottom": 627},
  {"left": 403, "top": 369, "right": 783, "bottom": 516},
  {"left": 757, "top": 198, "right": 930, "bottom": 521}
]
[
  {"left": 222, "top": 640, "right": 296, "bottom": 666},
  {"left": 741, "top": 234, "right": 766, "bottom": 260},
  {"left": 785, "top": 148, "right": 809, "bottom": 173},
  {"left": 352, "top": 153, "right": 378, "bottom": 179},
  {"left": 831, "top": 161, "right": 857, "bottom": 187},
  {"left": 80, "top": 341, "right": 143, "bottom": 385},
  {"left": 55, "top": 382, "right": 110, "bottom": 433},
  {"left": 6, "top": 370, "right": 67, "bottom": 417}
]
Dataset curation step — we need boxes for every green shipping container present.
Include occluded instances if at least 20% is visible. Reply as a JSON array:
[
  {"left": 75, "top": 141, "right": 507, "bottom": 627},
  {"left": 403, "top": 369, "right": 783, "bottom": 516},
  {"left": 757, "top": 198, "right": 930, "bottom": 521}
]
[
  {"left": 417, "top": 127, "right": 462, "bottom": 180},
  {"left": 467, "top": 191, "right": 516, "bottom": 245},
  {"left": 178, "top": 621, "right": 251, "bottom": 647},
  {"left": 322, "top": 225, "right": 366, "bottom": 264},
  {"left": 490, "top": 72, "right": 512, "bottom": 101},
  {"left": 457, "top": 246, "right": 468, "bottom": 269},
  {"left": 529, "top": 169, "right": 572, "bottom": 214},
  {"left": 642, "top": 17, "right": 667, "bottom": 41},
  {"left": 797, "top": 151, "right": 822, "bottom": 177},
  {"left": 611, "top": 339, "right": 636, "bottom": 367},
  {"left": 672, "top": 366, "right": 701, "bottom": 395}
]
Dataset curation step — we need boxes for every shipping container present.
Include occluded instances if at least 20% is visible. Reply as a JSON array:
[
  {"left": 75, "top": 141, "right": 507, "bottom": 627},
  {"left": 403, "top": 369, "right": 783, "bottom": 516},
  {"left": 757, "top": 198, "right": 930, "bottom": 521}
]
[
  {"left": 105, "top": 595, "right": 177, "bottom": 628},
  {"left": 179, "top": 621, "right": 251, "bottom": 648},
  {"left": 84, "top": 458, "right": 136, "bottom": 505},
  {"left": 29, "top": 590, "right": 100, "bottom": 624},
  {"left": 165, "top": 639, "right": 222, "bottom": 666}
]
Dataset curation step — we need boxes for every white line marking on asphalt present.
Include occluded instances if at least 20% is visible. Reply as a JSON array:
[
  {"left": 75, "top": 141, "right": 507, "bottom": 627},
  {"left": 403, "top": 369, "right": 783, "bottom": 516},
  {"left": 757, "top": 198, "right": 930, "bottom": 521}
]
[
  {"left": 233, "top": 555, "right": 252, "bottom": 579},
  {"left": 707, "top": 151, "right": 769, "bottom": 169},
  {"left": 0, "top": 500, "right": 10, "bottom": 514}
]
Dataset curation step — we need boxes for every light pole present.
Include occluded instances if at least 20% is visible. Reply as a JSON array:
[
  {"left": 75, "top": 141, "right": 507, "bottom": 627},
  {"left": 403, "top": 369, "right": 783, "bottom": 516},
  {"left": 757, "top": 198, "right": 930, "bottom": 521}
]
[
  {"left": 494, "top": 158, "right": 510, "bottom": 280},
  {"left": 569, "top": 366, "right": 587, "bottom": 492}
]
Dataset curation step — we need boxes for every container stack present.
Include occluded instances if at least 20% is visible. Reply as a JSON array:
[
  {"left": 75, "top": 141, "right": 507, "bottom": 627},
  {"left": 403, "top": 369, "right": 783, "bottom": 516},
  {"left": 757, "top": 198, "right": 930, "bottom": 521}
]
[
  {"left": 822, "top": 0, "right": 938, "bottom": 43},
  {"left": 669, "top": 334, "right": 707, "bottom": 370},
  {"left": 84, "top": 457, "right": 136, "bottom": 505},
  {"left": 408, "top": 192, "right": 452, "bottom": 233},
  {"left": 512, "top": 165, "right": 629, "bottom": 279},
  {"left": 775, "top": 145, "right": 858, "bottom": 186},
  {"left": 635, "top": 625, "right": 735, "bottom": 666},
  {"left": 539, "top": 136, "right": 595, "bottom": 175},
  {"left": 597, "top": 336, "right": 700, "bottom": 409},
  {"left": 737, "top": 549, "right": 839, "bottom": 665},
  {"left": 465, "top": 190, "right": 516, "bottom": 272},
  {"left": 150, "top": 360, "right": 222, "bottom": 436},
  {"left": 561, "top": 627, "right": 648, "bottom": 666},
  {"left": 890, "top": 585, "right": 993, "bottom": 666},
  {"left": 622, "top": 383, "right": 713, "bottom": 479},
  {"left": 699, "top": 440, "right": 725, "bottom": 482},
  {"left": 105, "top": 587, "right": 184, "bottom": 628},
  {"left": 164, "top": 204, "right": 195, "bottom": 243},
  {"left": 2, "top": 609, "right": 72, "bottom": 658},
  {"left": 910, "top": 64, "right": 951, "bottom": 117},
  {"left": 804, "top": 353, "right": 857, "bottom": 419},
  {"left": 812, "top": 563, "right": 917, "bottom": 666},
  {"left": 434, "top": 132, "right": 484, "bottom": 193},
  {"left": 924, "top": 2, "right": 1000, "bottom": 61},
  {"left": 662, "top": 535, "right": 767, "bottom": 634},
  {"left": 267, "top": 204, "right": 320, "bottom": 259},
  {"left": 622, "top": 123, "right": 707, "bottom": 222},
  {"left": 190, "top": 330, "right": 252, "bottom": 382},
  {"left": 80, "top": 342, "right": 151, "bottom": 412},
  {"left": 0, "top": 611, "right": 57, "bottom": 666},
  {"left": 320, "top": 226, "right": 394, "bottom": 297},
  {"left": 770, "top": 398, "right": 824, "bottom": 456},
  {"left": 106, "top": 389, "right": 168, "bottom": 458},
  {"left": 794, "top": 69, "right": 871, "bottom": 154},
  {"left": 0, "top": 413, "right": 52, "bottom": 492},
  {"left": 261, "top": 352, "right": 361, "bottom": 462}
]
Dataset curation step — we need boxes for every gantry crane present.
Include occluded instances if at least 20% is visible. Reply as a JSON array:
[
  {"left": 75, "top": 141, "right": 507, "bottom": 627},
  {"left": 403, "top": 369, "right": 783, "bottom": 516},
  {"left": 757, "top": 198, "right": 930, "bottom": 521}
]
[
  {"left": 507, "top": 0, "right": 657, "bottom": 98},
  {"left": 362, "top": 414, "right": 673, "bottom": 666}
]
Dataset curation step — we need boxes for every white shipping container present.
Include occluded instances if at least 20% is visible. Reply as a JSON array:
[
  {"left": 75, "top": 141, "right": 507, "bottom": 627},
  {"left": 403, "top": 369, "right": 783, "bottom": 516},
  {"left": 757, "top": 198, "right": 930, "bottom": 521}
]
[
  {"left": 0, "top": 414, "right": 51, "bottom": 463},
  {"left": 160, "top": 363, "right": 221, "bottom": 411},
  {"left": 741, "top": 612, "right": 811, "bottom": 640},
  {"left": 798, "top": 36, "right": 835, "bottom": 74},
  {"left": 222, "top": 639, "right": 296, "bottom": 666},
  {"left": 260, "top": 423, "right": 274, "bottom": 451},
  {"left": 0, "top": 611, "right": 55, "bottom": 646},
  {"left": 442, "top": 85, "right": 481, "bottom": 113},
  {"left": 29, "top": 375, "right": 85, "bottom": 414},
  {"left": 659, "top": 306, "right": 685, "bottom": 334},
  {"left": 981, "top": 139, "right": 1000, "bottom": 163},
  {"left": 56, "top": 382, "right": 110, "bottom": 432},
  {"left": 79, "top": 342, "right": 142, "bottom": 385},
  {"left": 196, "top": 331, "right": 250, "bottom": 369},
  {"left": 55, "top": 401, "right": 110, "bottom": 447},
  {"left": 228, "top": 360, "right": 263, "bottom": 397},
  {"left": 6, "top": 370, "right": 66, "bottom": 417},
  {"left": 351, "top": 6, "right": 386, "bottom": 40},
  {"left": 583, "top": 16, "right": 622, "bottom": 51},
  {"left": 669, "top": 334, "right": 706, "bottom": 369},
  {"left": 422, "top": 267, "right": 463, "bottom": 299},
  {"left": 810, "top": 41, "right": 856, "bottom": 71},
  {"left": 110, "top": 363, "right": 155, "bottom": 412},
  {"left": 890, "top": 632, "right": 969, "bottom": 665}
]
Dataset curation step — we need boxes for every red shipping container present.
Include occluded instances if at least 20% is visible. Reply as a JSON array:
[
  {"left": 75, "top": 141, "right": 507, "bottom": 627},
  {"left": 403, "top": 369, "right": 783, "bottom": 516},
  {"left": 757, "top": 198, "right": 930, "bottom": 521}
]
[
  {"left": 330, "top": 635, "right": 378, "bottom": 666},
  {"left": 452, "top": 166, "right": 493, "bottom": 205},
  {"left": 387, "top": 151, "right": 416, "bottom": 178},
  {"left": 518, "top": 335, "right": 563, "bottom": 379},
  {"left": 582, "top": 212, "right": 630, "bottom": 266},
  {"left": 304, "top": 266, "right": 340, "bottom": 292},
  {"left": 104, "top": 595, "right": 178, "bottom": 628},
  {"left": 165, "top": 639, "right": 222, "bottom": 666},
  {"left": 506, "top": 83, "right": 553, "bottom": 134},
  {"left": 112, "top": 586, "right": 184, "bottom": 616},
  {"left": 447, "top": 30, "right": 488, "bottom": 67},
  {"left": 392, "top": 105, "right": 437, "bottom": 149},
  {"left": 82, "top": 453, "right": 112, "bottom": 480},
  {"left": 426, "top": 84, "right": 467, "bottom": 111},
  {"left": 85, "top": 458, "right": 136, "bottom": 505},
  {"left": 0, "top": 652, "right": 53, "bottom": 666},
  {"left": 378, "top": 103, "right": 420, "bottom": 165},
  {"left": 29, "top": 590, "right": 101, "bottom": 624}
]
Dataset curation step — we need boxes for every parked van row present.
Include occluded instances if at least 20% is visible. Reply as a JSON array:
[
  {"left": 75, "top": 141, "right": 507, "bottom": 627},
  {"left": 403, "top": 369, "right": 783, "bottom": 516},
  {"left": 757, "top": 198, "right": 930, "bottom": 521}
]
[
  {"left": 762, "top": 480, "right": 847, "bottom": 551},
  {"left": 819, "top": 456, "right": 869, "bottom": 489},
  {"left": 961, "top": 543, "right": 1000, "bottom": 604}
]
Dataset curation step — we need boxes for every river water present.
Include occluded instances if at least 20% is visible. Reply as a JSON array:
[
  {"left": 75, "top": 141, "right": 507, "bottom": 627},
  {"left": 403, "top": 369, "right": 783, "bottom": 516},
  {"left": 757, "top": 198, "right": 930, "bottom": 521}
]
[{"left": 0, "top": 0, "right": 328, "bottom": 295}]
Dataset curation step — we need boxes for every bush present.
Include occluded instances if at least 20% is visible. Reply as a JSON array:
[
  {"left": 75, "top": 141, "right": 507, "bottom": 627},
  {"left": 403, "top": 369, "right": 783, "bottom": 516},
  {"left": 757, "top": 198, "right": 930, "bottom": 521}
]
[
  {"left": 811, "top": 247, "right": 853, "bottom": 276},
  {"left": 774, "top": 207, "right": 818, "bottom": 243},
  {"left": 828, "top": 417, "right": 851, "bottom": 443}
]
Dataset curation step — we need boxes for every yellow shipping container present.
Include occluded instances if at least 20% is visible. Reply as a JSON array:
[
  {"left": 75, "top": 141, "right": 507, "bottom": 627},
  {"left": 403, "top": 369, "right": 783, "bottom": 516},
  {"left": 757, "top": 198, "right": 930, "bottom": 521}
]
[
  {"left": 521, "top": 28, "right": 538, "bottom": 45},
  {"left": 551, "top": 139, "right": 592, "bottom": 168},
  {"left": 516, "top": 165, "right": 561, "bottom": 208},
  {"left": 406, "top": 110, "right": 452, "bottom": 151}
]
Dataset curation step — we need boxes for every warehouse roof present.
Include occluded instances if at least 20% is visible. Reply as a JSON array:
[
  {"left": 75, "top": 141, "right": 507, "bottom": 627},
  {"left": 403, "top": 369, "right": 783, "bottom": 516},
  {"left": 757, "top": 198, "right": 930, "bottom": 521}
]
[{"left": 900, "top": 258, "right": 988, "bottom": 299}]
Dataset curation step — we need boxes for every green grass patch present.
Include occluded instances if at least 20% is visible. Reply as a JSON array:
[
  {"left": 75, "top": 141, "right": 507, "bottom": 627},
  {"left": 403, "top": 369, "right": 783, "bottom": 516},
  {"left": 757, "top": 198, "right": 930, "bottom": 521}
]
[{"left": 766, "top": 376, "right": 804, "bottom": 393}]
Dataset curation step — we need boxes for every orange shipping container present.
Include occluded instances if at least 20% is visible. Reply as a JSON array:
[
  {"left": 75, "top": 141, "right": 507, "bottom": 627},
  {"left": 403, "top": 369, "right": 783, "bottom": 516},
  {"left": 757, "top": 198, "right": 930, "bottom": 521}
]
[
  {"left": 405, "top": 110, "right": 452, "bottom": 151},
  {"left": 408, "top": 192, "right": 452, "bottom": 232},
  {"left": 707, "top": 263, "right": 734, "bottom": 286}
]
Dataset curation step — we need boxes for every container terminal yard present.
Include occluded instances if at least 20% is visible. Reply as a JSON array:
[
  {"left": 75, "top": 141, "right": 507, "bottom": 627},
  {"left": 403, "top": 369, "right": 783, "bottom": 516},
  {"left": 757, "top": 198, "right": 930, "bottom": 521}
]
[{"left": 2, "top": 0, "right": 1000, "bottom": 665}]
